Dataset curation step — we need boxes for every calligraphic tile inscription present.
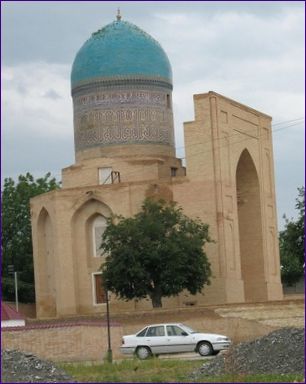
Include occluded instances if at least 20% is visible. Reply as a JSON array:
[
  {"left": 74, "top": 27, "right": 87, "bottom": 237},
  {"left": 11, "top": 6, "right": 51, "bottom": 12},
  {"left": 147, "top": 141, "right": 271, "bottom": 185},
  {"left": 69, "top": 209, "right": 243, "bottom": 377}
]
[{"left": 73, "top": 84, "right": 175, "bottom": 152}]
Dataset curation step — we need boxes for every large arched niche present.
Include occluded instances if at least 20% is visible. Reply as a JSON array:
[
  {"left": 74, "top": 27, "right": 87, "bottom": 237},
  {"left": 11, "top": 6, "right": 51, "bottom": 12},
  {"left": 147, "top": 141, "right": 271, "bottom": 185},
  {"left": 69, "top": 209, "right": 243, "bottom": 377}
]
[
  {"left": 71, "top": 198, "right": 112, "bottom": 314},
  {"left": 236, "top": 149, "right": 267, "bottom": 302},
  {"left": 36, "top": 207, "right": 57, "bottom": 317}
]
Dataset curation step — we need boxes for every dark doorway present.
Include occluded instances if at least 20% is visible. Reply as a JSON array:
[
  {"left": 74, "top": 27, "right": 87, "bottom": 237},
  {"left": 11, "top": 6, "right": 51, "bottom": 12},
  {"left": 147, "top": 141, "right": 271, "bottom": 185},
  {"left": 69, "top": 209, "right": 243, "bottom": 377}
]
[{"left": 236, "top": 149, "right": 267, "bottom": 301}]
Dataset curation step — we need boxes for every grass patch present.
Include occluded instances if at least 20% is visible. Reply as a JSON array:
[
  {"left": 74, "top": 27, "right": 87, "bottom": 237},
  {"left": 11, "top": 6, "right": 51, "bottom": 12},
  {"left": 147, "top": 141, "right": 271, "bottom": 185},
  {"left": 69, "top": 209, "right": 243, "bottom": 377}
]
[
  {"left": 61, "top": 359, "right": 304, "bottom": 383},
  {"left": 194, "top": 373, "right": 304, "bottom": 383},
  {"left": 61, "top": 358, "right": 202, "bottom": 382}
]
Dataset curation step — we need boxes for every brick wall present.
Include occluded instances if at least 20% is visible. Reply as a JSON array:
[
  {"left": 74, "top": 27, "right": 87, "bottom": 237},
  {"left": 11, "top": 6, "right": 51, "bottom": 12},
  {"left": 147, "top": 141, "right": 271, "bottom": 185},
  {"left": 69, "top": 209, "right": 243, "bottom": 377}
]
[{"left": 1, "top": 322, "right": 123, "bottom": 362}]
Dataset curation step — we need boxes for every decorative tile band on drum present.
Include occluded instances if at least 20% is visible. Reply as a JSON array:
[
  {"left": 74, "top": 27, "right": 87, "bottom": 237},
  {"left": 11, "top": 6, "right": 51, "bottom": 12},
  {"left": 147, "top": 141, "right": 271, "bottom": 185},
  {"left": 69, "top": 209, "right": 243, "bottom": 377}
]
[
  {"left": 74, "top": 90, "right": 168, "bottom": 109},
  {"left": 74, "top": 123, "right": 173, "bottom": 151},
  {"left": 75, "top": 108, "right": 171, "bottom": 125},
  {"left": 74, "top": 106, "right": 174, "bottom": 151},
  {"left": 71, "top": 77, "right": 173, "bottom": 95},
  {"left": 73, "top": 86, "right": 175, "bottom": 152}
]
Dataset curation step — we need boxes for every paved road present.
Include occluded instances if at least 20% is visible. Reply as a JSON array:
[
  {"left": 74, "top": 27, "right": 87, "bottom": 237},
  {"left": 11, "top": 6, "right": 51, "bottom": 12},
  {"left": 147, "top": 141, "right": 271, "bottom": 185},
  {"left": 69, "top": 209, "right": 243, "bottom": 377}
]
[
  {"left": 159, "top": 352, "right": 215, "bottom": 361},
  {"left": 119, "top": 352, "right": 215, "bottom": 361}
]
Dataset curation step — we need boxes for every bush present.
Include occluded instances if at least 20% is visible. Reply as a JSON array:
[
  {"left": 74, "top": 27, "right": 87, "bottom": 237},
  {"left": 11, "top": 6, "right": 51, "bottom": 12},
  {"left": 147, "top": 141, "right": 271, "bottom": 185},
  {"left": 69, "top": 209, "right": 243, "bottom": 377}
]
[{"left": 2, "top": 277, "right": 35, "bottom": 303}]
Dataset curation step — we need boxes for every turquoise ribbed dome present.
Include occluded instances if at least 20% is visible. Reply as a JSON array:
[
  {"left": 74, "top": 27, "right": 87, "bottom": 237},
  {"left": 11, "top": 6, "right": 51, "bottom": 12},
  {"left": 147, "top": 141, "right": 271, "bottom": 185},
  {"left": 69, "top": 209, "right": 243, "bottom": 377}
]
[{"left": 71, "top": 20, "right": 172, "bottom": 89}]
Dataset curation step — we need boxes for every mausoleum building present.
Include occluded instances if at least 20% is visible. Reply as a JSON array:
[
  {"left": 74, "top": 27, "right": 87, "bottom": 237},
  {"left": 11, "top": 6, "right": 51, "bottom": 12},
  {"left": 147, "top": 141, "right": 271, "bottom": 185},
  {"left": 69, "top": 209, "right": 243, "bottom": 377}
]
[{"left": 31, "top": 15, "right": 283, "bottom": 318}]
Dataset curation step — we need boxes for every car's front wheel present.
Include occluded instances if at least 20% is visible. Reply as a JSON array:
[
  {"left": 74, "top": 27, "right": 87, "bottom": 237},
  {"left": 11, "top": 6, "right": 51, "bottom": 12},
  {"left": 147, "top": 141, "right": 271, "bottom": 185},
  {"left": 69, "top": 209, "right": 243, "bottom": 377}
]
[
  {"left": 136, "top": 346, "right": 152, "bottom": 360},
  {"left": 197, "top": 341, "right": 213, "bottom": 356}
]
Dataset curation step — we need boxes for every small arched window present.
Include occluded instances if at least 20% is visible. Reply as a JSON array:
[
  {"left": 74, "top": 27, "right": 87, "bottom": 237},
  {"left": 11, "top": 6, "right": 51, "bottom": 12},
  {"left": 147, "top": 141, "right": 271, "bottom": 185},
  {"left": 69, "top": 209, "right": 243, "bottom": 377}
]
[
  {"left": 92, "top": 215, "right": 107, "bottom": 257},
  {"left": 167, "top": 94, "right": 171, "bottom": 109}
]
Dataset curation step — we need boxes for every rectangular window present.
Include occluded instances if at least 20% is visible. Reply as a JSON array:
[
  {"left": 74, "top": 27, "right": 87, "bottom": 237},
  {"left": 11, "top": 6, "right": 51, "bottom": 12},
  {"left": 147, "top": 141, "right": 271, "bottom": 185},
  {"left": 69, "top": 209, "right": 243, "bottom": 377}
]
[
  {"left": 147, "top": 326, "right": 165, "bottom": 337},
  {"left": 99, "top": 167, "right": 112, "bottom": 184},
  {"left": 92, "top": 273, "right": 106, "bottom": 305},
  {"left": 167, "top": 94, "right": 171, "bottom": 109},
  {"left": 94, "top": 226, "right": 104, "bottom": 257},
  {"left": 171, "top": 167, "right": 177, "bottom": 177},
  {"left": 92, "top": 216, "right": 106, "bottom": 257},
  {"left": 167, "top": 325, "right": 185, "bottom": 336}
]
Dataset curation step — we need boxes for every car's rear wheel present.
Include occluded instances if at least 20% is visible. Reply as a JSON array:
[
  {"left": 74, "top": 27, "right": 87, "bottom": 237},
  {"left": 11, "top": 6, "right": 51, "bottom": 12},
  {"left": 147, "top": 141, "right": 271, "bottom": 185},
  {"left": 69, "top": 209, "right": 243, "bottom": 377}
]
[
  {"left": 136, "top": 346, "right": 151, "bottom": 360},
  {"left": 198, "top": 341, "right": 213, "bottom": 356}
]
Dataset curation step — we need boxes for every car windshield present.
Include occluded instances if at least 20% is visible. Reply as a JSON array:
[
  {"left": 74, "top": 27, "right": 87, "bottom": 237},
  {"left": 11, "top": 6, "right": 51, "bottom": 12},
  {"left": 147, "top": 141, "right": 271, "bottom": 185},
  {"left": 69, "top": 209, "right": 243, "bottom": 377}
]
[
  {"left": 179, "top": 324, "right": 197, "bottom": 334},
  {"left": 136, "top": 327, "right": 148, "bottom": 337}
]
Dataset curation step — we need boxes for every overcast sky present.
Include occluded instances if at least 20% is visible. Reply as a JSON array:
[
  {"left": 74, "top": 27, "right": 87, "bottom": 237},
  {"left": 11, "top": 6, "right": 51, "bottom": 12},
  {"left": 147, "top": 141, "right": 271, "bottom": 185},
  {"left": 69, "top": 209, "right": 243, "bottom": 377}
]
[{"left": 2, "top": 1, "right": 305, "bottom": 229}]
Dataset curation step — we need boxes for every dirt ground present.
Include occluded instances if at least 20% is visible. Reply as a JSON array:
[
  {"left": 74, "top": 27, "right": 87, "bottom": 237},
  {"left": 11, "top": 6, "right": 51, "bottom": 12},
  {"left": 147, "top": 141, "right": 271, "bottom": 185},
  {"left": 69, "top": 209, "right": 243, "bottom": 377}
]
[
  {"left": 26, "top": 296, "right": 304, "bottom": 328},
  {"left": 214, "top": 299, "right": 305, "bottom": 328},
  {"left": 7, "top": 296, "right": 303, "bottom": 365},
  {"left": 112, "top": 297, "right": 304, "bottom": 326},
  {"left": 111, "top": 296, "right": 304, "bottom": 343},
  {"left": 25, "top": 295, "right": 304, "bottom": 344}
]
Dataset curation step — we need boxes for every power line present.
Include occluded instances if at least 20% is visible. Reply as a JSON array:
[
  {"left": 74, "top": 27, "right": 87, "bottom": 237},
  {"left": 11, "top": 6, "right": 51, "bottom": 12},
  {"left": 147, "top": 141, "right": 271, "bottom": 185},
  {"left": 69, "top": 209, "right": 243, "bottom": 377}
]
[
  {"left": 271, "top": 117, "right": 304, "bottom": 127},
  {"left": 29, "top": 116, "right": 304, "bottom": 183},
  {"left": 72, "top": 117, "right": 304, "bottom": 181},
  {"left": 175, "top": 117, "right": 304, "bottom": 152},
  {"left": 179, "top": 119, "right": 304, "bottom": 161}
]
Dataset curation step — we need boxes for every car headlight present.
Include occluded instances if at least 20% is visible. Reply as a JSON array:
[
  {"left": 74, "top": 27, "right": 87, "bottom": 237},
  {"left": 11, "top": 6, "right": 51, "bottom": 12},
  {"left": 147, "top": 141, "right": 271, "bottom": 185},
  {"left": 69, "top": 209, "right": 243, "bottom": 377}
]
[{"left": 216, "top": 337, "right": 229, "bottom": 341}]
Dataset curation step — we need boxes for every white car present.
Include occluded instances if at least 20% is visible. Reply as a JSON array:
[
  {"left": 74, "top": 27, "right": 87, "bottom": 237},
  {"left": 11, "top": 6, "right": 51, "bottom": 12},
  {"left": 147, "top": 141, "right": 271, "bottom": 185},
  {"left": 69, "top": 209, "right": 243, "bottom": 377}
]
[{"left": 120, "top": 323, "right": 231, "bottom": 359}]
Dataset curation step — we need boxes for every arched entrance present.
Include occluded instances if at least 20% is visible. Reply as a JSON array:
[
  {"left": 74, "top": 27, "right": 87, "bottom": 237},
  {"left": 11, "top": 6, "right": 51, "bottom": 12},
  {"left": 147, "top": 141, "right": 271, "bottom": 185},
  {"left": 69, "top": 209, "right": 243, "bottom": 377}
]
[
  {"left": 236, "top": 149, "right": 267, "bottom": 302},
  {"left": 71, "top": 198, "right": 111, "bottom": 314},
  {"left": 37, "top": 208, "right": 56, "bottom": 317}
]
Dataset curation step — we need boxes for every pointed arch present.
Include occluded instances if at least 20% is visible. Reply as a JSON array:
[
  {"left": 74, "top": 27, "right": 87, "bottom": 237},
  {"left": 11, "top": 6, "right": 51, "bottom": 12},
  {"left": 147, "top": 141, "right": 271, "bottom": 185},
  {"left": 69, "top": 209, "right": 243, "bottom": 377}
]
[
  {"left": 236, "top": 149, "right": 267, "bottom": 302},
  {"left": 71, "top": 198, "right": 112, "bottom": 313},
  {"left": 71, "top": 193, "right": 108, "bottom": 214},
  {"left": 235, "top": 147, "right": 259, "bottom": 172},
  {"left": 36, "top": 207, "right": 57, "bottom": 317},
  {"left": 36, "top": 206, "right": 50, "bottom": 224},
  {"left": 72, "top": 198, "right": 112, "bottom": 259}
]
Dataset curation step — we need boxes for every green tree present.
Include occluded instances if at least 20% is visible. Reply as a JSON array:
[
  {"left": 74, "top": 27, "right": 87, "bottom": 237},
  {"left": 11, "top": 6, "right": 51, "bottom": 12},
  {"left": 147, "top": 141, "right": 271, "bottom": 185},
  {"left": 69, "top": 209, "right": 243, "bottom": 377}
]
[
  {"left": 1, "top": 172, "right": 60, "bottom": 302},
  {"left": 101, "top": 198, "right": 212, "bottom": 308},
  {"left": 279, "top": 187, "right": 305, "bottom": 286}
]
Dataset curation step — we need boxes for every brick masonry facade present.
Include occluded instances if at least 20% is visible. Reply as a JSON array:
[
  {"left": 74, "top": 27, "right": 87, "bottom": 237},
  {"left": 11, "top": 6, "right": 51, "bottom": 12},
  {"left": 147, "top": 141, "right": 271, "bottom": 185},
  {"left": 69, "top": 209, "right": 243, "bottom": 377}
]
[
  {"left": 1, "top": 322, "right": 123, "bottom": 362},
  {"left": 30, "top": 91, "right": 283, "bottom": 319}
]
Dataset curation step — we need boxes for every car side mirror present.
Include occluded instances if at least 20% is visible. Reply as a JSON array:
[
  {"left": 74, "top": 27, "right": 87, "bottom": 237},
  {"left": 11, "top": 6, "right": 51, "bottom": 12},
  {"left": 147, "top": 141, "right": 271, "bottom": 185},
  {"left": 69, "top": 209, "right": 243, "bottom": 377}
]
[{"left": 181, "top": 331, "right": 188, "bottom": 336}]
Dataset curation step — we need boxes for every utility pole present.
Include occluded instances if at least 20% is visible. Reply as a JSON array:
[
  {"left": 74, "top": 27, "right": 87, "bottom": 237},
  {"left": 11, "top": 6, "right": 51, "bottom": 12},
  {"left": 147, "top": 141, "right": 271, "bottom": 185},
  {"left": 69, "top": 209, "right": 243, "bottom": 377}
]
[
  {"left": 14, "top": 272, "right": 19, "bottom": 312},
  {"left": 8, "top": 265, "right": 19, "bottom": 312},
  {"left": 105, "top": 289, "right": 112, "bottom": 363}
]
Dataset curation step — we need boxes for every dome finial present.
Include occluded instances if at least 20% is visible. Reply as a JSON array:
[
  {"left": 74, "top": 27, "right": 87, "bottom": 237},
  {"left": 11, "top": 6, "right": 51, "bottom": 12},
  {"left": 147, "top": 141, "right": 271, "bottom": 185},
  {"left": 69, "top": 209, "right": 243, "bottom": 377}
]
[{"left": 116, "top": 8, "right": 122, "bottom": 21}]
